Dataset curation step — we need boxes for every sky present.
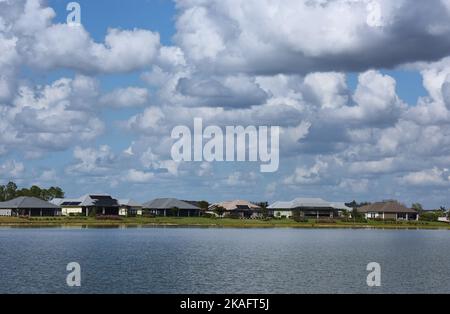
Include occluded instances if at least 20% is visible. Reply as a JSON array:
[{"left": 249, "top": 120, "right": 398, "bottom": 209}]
[{"left": 2, "top": 0, "right": 450, "bottom": 208}]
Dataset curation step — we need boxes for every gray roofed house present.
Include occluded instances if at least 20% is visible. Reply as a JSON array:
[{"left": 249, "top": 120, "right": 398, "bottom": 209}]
[
  {"left": 142, "top": 198, "right": 201, "bottom": 217},
  {"left": 51, "top": 194, "right": 120, "bottom": 216},
  {"left": 0, "top": 196, "right": 61, "bottom": 217},
  {"left": 118, "top": 199, "right": 143, "bottom": 217},
  {"left": 268, "top": 197, "right": 343, "bottom": 219},
  {"left": 119, "top": 199, "right": 142, "bottom": 207}
]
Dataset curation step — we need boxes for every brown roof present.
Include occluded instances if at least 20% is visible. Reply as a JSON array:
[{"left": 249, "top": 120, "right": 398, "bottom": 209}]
[
  {"left": 358, "top": 201, "right": 417, "bottom": 214},
  {"left": 209, "top": 200, "right": 261, "bottom": 211}
]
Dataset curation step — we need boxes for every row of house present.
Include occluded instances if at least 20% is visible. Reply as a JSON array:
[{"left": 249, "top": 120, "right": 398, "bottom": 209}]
[{"left": 0, "top": 195, "right": 420, "bottom": 221}]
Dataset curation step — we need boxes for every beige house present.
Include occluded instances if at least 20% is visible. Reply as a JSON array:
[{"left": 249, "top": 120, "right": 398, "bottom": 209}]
[
  {"left": 358, "top": 201, "right": 419, "bottom": 221},
  {"left": 209, "top": 200, "right": 262, "bottom": 218}
]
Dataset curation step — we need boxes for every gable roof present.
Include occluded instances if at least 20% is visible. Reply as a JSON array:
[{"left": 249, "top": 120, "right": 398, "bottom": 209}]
[
  {"left": 142, "top": 198, "right": 200, "bottom": 210},
  {"left": 209, "top": 200, "right": 261, "bottom": 211},
  {"left": 118, "top": 199, "right": 142, "bottom": 207},
  {"left": 329, "top": 202, "right": 353, "bottom": 211},
  {"left": 268, "top": 198, "right": 352, "bottom": 211},
  {"left": 0, "top": 197, "right": 60, "bottom": 209},
  {"left": 268, "top": 201, "right": 293, "bottom": 209},
  {"left": 358, "top": 201, "right": 417, "bottom": 214},
  {"left": 50, "top": 194, "right": 119, "bottom": 207},
  {"left": 51, "top": 198, "right": 82, "bottom": 206},
  {"left": 268, "top": 198, "right": 333, "bottom": 209}
]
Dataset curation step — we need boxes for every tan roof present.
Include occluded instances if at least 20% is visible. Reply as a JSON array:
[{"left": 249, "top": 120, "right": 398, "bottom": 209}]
[
  {"left": 210, "top": 200, "right": 261, "bottom": 211},
  {"left": 358, "top": 201, "right": 417, "bottom": 214}
]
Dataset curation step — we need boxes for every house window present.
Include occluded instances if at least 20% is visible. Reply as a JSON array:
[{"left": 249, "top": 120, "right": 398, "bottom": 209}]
[{"left": 397, "top": 213, "right": 407, "bottom": 220}]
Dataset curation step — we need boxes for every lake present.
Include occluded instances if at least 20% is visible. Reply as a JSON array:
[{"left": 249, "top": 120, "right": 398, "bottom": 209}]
[{"left": 0, "top": 227, "right": 449, "bottom": 293}]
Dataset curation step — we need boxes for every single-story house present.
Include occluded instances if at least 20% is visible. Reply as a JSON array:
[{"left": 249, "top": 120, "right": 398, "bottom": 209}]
[
  {"left": 358, "top": 201, "right": 419, "bottom": 221},
  {"left": 118, "top": 199, "right": 143, "bottom": 217},
  {"left": 268, "top": 198, "right": 349, "bottom": 219},
  {"left": 208, "top": 200, "right": 262, "bottom": 218},
  {"left": 0, "top": 209, "right": 12, "bottom": 216},
  {"left": 142, "top": 198, "right": 201, "bottom": 217},
  {"left": 0, "top": 197, "right": 61, "bottom": 217},
  {"left": 51, "top": 194, "right": 120, "bottom": 216}
]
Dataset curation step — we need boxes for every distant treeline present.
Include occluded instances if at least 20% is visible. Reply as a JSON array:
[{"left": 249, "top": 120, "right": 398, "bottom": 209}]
[{"left": 0, "top": 181, "right": 64, "bottom": 202}]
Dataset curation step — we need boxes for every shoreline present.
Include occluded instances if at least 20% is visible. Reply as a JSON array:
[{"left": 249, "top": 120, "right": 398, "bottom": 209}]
[{"left": 0, "top": 217, "right": 449, "bottom": 230}]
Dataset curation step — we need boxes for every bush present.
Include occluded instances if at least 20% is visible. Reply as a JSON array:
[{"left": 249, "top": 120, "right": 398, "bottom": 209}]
[
  {"left": 142, "top": 212, "right": 156, "bottom": 218},
  {"left": 69, "top": 213, "right": 84, "bottom": 217},
  {"left": 228, "top": 213, "right": 242, "bottom": 219},
  {"left": 292, "top": 210, "right": 305, "bottom": 222},
  {"left": 419, "top": 212, "right": 440, "bottom": 222}
]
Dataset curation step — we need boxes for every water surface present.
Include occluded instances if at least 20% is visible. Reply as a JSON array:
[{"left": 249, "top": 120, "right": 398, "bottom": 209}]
[{"left": 0, "top": 227, "right": 449, "bottom": 293}]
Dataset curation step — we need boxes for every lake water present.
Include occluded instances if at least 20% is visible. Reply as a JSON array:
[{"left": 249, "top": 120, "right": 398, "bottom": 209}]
[{"left": 0, "top": 227, "right": 449, "bottom": 294}]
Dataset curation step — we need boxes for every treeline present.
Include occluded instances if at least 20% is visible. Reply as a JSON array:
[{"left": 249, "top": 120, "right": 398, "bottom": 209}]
[{"left": 0, "top": 182, "right": 64, "bottom": 202}]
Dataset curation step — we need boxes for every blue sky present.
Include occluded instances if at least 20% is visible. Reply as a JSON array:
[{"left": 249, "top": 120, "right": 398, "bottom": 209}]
[{"left": 2, "top": 0, "right": 450, "bottom": 208}]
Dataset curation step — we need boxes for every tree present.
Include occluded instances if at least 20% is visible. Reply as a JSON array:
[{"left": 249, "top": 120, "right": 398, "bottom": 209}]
[
  {"left": 254, "top": 202, "right": 269, "bottom": 218},
  {"left": 352, "top": 208, "right": 364, "bottom": 221},
  {"left": 412, "top": 203, "right": 424, "bottom": 214},
  {"left": 292, "top": 210, "right": 305, "bottom": 222},
  {"left": 346, "top": 200, "right": 358, "bottom": 209},
  {"left": 5, "top": 181, "right": 17, "bottom": 201},
  {"left": 171, "top": 207, "right": 180, "bottom": 217},
  {"left": 0, "top": 182, "right": 65, "bottom": 201},
  {"left": 197, "top": 201, "right": 210, "bottom": 211},
  {"left": 213, "top": 206, "right": 226, "bottom": 218},
  {"left": 341, "top": 209, "right": 351, "bottom": 219},
  {"left": 46, "top": 187, "right": 64, "bottom": 200},
  {"left": 0, "top": 185, "right": 5, "bottom": 202}
]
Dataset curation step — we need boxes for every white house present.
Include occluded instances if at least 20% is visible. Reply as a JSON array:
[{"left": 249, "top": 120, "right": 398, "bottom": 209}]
[
  {"left": 118, "top": 199, "right": 143, "bottom": 217},
  {"left": 0, "top": 209, "right": 12, "bottom": 216},
  {"left": 51, "top": 194, "right": 120, "bottom": 216}
]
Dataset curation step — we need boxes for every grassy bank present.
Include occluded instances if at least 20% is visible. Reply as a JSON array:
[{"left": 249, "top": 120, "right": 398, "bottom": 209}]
[{"left": 0, "top": 216, "right": 449, "bottom": 229}]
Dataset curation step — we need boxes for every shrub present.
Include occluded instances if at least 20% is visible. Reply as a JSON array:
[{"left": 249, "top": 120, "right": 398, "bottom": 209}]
[
  {"left": 142, "top": 211, "right": 156, "bottom": 218},
  {"left": 228, "top": 213, "right": 242, "bottom": 219},
  {"left": 419, "top": 212, "right": 440, "bottom": 222},
  {"left": 291, "top": 210, "right": 304, "bottom": 222}
]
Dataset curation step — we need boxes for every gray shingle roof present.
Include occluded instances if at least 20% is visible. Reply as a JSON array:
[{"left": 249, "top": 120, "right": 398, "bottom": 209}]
[
  {"left": 0, "top": 197, "right": 60, "bottom": 209},
  {"left": 142, "top": 198, "right": 200, "bottom": 210},
  {"left": 51, "top": 194, "right": 119, "bottom": 207},
  {"left": 269, "top": 198, "right": 330, "bottom": 209},
  {"left": 118, "top": 199, "right": 142, "bottom": 207},
  {"left": 268, "top": 198, "right": 349, "bottom": 210}
]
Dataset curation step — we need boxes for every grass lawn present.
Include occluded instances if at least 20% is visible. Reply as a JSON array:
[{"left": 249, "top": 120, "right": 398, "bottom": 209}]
[{"left": 0, "top": 216, "right": 449, "bottom": 229}]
